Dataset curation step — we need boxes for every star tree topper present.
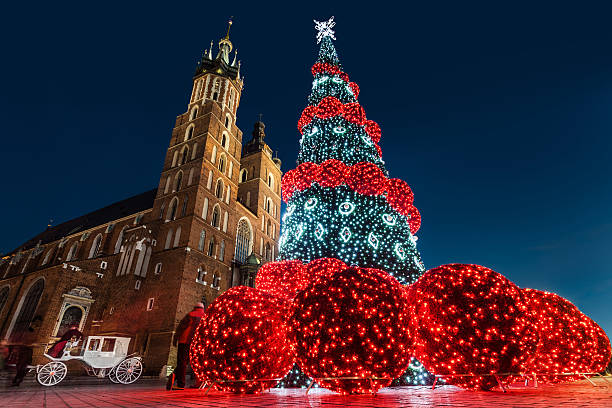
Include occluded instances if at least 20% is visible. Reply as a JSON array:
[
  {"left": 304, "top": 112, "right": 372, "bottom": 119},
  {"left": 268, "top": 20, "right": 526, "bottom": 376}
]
[{"left": 314, "top": 16, "right": 336, "bottom": 43}]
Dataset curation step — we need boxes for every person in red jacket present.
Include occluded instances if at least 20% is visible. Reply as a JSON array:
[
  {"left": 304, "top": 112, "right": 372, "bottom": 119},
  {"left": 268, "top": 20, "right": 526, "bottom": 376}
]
[{"left": 167, "top": 303, "right": 205, "bottom": 390}]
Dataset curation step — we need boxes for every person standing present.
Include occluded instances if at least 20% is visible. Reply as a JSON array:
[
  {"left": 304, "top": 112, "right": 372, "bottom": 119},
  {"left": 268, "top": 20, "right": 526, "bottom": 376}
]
[{"left": 167, "top": 303, "right": 205, "bottom": 390}]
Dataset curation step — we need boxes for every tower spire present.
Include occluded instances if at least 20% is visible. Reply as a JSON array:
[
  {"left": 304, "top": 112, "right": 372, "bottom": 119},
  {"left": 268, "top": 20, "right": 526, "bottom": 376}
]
[{"left": 217, "top": 18, "right": 234, "bottom": 64}]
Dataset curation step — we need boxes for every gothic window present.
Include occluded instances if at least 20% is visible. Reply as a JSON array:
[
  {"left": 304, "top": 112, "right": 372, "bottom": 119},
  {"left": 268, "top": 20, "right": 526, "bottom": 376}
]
[
  {"left": 219, "top": 240, "right": 225, "bottom": 262},
  {"left": 202, "top": 197, "right": 209, "bottom": 219},
  {"left": 88, "top": 234, "right": 103, "bottom": 259},
  {"left": 240, "top": 169, "right": 248, "bottom": 183},
  {"left": 218, "top": 154, "right": 226, "bottom": 173},
  {"left": 266, "top": 220, "right": 271, "bottom": 237},
  {"left": 56, "top": 306, "right": 83, "bottom": 337},
  {"left": 196, "top": 267, "right": 206, "bottom": 283},
  {"left": 185, "top": 125, "right": 195, "bottom": 141},
  {"left": 164, "top": 176, "right": 171, "bottom": 194},
  {"left": 174, "top": 171, "right": 183, "bottom": 191},
  {"left": 190, "top": 107, "right": 198, "bottom": 120},
  {"left": 235, "top": 219, "right": 252, "bottom": 263},
  {"left": 114, "top": 227, "right": 127, "bottom": 254},
  {"left": 140, "top": 247, "right": 152, "bottom": 277},
  {"left": 171, "top": 151, "right": 178, "bottom": 167},
  {"left": 66, "top": 242, "right": 78, "bottom": 261},
  {"left": 221, "top": 133, "right": 228, "bottom": 149},
  {"left": 211, "top": 205, "right": 220, "bottom": 228},
  {"left": 167, "top": 197, "right": 179, "bottom": 221},
  {"left": 207, "top": 237, "right": 215, "bottom": 257},
  {"left": 158, "top": 202, "right": 166, "bottom": 220},
  {"left": 212, "top": 79, "right": 220, "bottom": 101},
  {"left": 194, "top": 80, "right": 203, "bottom": 101},
  {"left": 191, "top": 143, "right": 198, "bottom": 160},
  {"left": 181, "top": 195, "right": 188, "bottom": 217},
  {"left": 198, "top": 229, "right": 206, "bottom": 251},
  {"left": 188, "top": 168, "right": 194, "bottom": 186},
  {"left": 8, "top": 278, "right": 44, "bottom": 342},
  {"left": 0, "top": 286, "right": 9, "bottom": 315},
  {"left": 264, "top": 243, "right": 272, "bottom": 262},
  {"left": 211, "top": 146, "right": 217, "bottom": 163},
  {"left": 266, "top": 198, "right": 273, "bottom": 214},
  {"left": 268, "top": 174, "right": 274, "bottom": 190},
  {"left": 173, "top": 226, "right": 181, "bottom": 248},
  {"left": 229, "top": 89, "right": 234, "bottom": 109},
  {"left": 224, "top": 115, "right": 230, "bottom": 129},
  {"left": 180, "top": 146, "right": 189, "bottom": 165},
  {"left": 215, "top": 180, "right": 224, "bottom": 199},
  {"left": 212, "top": 272, "right": 220, "bottom": 288},
  {"left": 42, "top": 249, "right": 53, "bottom": 266},
  {"left": 165, "top": 229, "right": 173, "bottom": 249}
]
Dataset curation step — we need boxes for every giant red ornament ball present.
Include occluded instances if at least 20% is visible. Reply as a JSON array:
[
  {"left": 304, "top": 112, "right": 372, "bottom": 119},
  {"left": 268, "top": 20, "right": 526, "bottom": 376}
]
[
  {"left": 190, "top": 286, "right": 295, "bottom": 393},
  {"left": 255, "top": 259, "right": 309, "bottom": 301},
  {"left": 408, "top": 264, "right": 538, "bottom": 390},
  {"left": 522, "top": 288, "right": 611, "bottom": 383},
  {"left": 290, "top": 266, "right": 412, "bottom": 394}
]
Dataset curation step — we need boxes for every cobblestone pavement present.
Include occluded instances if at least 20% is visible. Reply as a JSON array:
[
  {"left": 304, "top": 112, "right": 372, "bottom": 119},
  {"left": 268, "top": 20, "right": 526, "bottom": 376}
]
[{"left": 1, "top": 378, "right": 610, "bottom": 407}]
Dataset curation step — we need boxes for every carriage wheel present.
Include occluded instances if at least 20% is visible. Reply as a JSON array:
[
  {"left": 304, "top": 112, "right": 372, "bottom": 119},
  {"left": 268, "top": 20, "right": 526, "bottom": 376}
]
[
  {"left": 37, "top": 361, "right": 68, "bottom": 386},
  {"left": 108, "top": 366, "right": 120, "bottom": 383},
  {"left": 115, "top": 357, "right": 143, "bottom": 384}
]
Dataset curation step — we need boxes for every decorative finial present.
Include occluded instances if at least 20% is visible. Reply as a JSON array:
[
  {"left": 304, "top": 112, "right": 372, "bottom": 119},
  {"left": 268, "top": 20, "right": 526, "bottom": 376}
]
[
  {"left": 314, "top": 16, "right": 336, "bottom": 43},
  {"left": 225, "top": 17, "right": 233, "bottom": 40},
  {"left": 231, "top": 49, "right": 238, "bottom": 66}
]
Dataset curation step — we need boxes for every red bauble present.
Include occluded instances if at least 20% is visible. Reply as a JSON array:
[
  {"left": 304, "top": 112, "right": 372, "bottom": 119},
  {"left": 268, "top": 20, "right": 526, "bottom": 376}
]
[
  {"left": 374, "top": 142, "right": 382, "bottom": 157},
  {"left": 408, "top": 206, "right": 421, "bottom": 234},
  {"left": 318, "top": 159, "right": 349, "bottom": 188},
  {"left": 281, "top": 169, "right": 298, "bottom": 201},
  {"left": 346, "top": 162, "right": 386, "bottom": 195},
  {"left": 364, "top": 120, "right": 381, "bottom": 143},
  {"left": 305, "top": 257, "right": 347, "bottom": 283},
  {"left": 293, "top": 162, "right": 321, "bottom": 191},
  {"left": 386, "top": 178, "right": 414, "bottom": 216},
  {"left": 298, "top": 106, "right": 317, "bottom": 133},
  {"left": 190, "top": 286, "right": 295, "bottom": 393},
  {"left": 255, "top": 260, "right": 309, "bottom": 301},
  {"left": 316, "top": 96, "right": 344, "bottom": 119},
  {"left": 349, "top": 82, "right": 360, "bottom": 99},
  {"left": 342, "top": 102, "right": 367, "bottom": 125},
  {"left": 338, "top": 72, "right": 350, "bottom": 82},
  {"left": 291, "top": 266, "right": 412, "bottom": 394},
  {"left": 408, "top": 264, "right": 538, "bottom": 390},
  {"left": 522, "top": 288, "right": 611, "bottom": 383}
]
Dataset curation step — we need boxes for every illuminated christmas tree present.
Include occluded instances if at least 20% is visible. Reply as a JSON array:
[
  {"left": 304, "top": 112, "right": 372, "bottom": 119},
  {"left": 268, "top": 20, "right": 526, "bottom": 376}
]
[{"left": 279, "top": 17, "right": 425, "bottom": 285}]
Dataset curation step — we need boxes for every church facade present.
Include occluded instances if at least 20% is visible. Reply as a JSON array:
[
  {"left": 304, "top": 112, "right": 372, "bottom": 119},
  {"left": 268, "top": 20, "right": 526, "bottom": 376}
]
[{"left": 0, "top": 25, "right": 282, "bottom": 373}]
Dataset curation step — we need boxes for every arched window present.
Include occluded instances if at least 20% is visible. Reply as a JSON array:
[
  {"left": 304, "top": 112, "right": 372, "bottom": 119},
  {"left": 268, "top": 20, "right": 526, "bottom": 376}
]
[
  {"left": 211, "top": 205, "right": 220, "bottom": 228},
  {"left": 180, "top": 146, "right": 189, "bottom": 165},
  {"left": 235, "top": 218, "right": 252, "bottom": 263},
  {"left": 240, "top": 169, "right": 248, "bottom": 183},
  {"left": 219, "top": 240, "right": 225, "bottom": 261},
  {"left": 215, "top": 179, "right": 224, "bottom": 199},
  {"left": 173, "top": 226, "right": 181, "bottom": 248},
  {"left": 266, "top": 198, "right": 273, "bottom": 214},
  {"left": 207, "top": 237, "right": 215, "bottom": 257},
  {"left": 56, "top": 306, "right": 83, "bottom": 337},
  {"left": 191, "top": 143, "right": 198, "bottom": 160},
  {"left": 212, "top": 272, "right": 220, "bottom": 288},
  {"left": 218, "top": 153, "right": 226, "bottom": 173},
  {"left": 159, "top": 201, "right": 166, "bottom": 220},
  {"left": 114, "top": 227, "right": 127, "bottom": 254},
  {"left": 266, "top": 220, "right": 271, "bottom": 237},
  {"left": 229, "top": 89, "right": 235, "bottom": 109},
  {"left": 8, "top": 279, "right": 44, "bottom": 342},
  {"left": 268, "top": 174, "right": 274, "bottom": 190},
  {"left": 88, "top": 234, "right": 103, "bottom": 259},
  {"left": 188, "top": 168, "right": 194, "bottom": 185},
  {"left": 190, "top": 107, "right": 198, "bottom": 120},
  {"left": 171, "top": 151, "right": 178, "bottom": 167},
  {"left": 0, "top": 286, "right": 10, "bottom": 315},
  {"left": 181, "top": 195, "right": 189, "bottom": 217},
  {"left": 167, "top": 197, "right": 179, "bottom": 221},
  {"left": 194, "top": 80, "right": 203, "bottom": 100},
  {"left": 174, "top": 171, "right": 183, "bottom": 192},
  {"left": 211, "top": 145, "right": 217, "bottom": 163},
  {"left": 264, "top": 243, "right": 272, "bottom": 262},
  {"left": 198, "top": 229, "right": 206, "bottom": 251},
  {"left": 212, "top": 79, "right": 220, "bottom": 101},
  {"left": 224, "top": 115, "right": 230, "bottom": 129},
  {"left": 42, "top": 249, "right": 53, "bottom": 266},
  {"left": 221, "top": 133, "right": 228, "bottom": 149},
  {"left": 185, "top": 125, "right": 195, "bottom": 141},
  {"left": 165, "top": 229, "right": 173, "bottom": 249},
  {"left": 66, "top": 242, "right": 78, "bottom": 261},
  {"left": 164, "top": 176, "right": 171, "bottom": 194}
]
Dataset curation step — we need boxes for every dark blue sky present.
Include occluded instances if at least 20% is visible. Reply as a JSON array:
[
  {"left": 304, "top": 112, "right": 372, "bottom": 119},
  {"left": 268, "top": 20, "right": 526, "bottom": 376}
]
[{"left": 1, "top": 2, "right": 611, "bottom": 336}]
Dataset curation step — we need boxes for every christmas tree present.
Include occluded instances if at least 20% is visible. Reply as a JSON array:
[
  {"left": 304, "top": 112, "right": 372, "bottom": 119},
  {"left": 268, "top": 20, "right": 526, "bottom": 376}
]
[{"left": 279, "top": 17, "right": 425, "bottom": 285}]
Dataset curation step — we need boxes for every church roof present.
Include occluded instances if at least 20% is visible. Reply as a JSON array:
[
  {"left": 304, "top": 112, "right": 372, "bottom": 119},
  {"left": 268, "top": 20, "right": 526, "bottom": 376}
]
[{"left": 9, "top": 189, "right": 157, "bottom": 255}]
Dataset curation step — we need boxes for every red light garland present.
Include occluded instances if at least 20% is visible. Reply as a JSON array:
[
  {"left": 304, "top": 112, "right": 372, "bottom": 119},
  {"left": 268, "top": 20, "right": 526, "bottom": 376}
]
[
  {"left": 522, "top": 288, "right": 611, "bottom": 383},
  {"left": 342, "top": 102, "right": 367, "bottom": 125},
  {"left": 290, "top": 266, "right": 412, "bottom": 394},
  {"left": 189, "top": 286, "right": 295, "bottom": 393},
  {"left": 407, "top": 264, "right": 538, "bottom": 390},
  {"left": 364, "top": 120, "right": 381, "bottom": 143},
  {"left": 298, "top": 97, "right": 374, "bottom": 133},
  {"left": 349, "top": 82, "right": 360, "bottom": 99},
  {"left": 281, "top": 160, "right": 421, "bottom": 233},
  {"left": 255, "top": 260, "right": 310, "bottom": 302}
]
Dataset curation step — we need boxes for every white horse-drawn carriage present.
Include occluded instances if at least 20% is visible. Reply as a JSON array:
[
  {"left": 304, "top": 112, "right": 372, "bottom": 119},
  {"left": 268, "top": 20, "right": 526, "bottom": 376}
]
[{"left": 36, "top": 336, "right": 143, "bottom": 386}]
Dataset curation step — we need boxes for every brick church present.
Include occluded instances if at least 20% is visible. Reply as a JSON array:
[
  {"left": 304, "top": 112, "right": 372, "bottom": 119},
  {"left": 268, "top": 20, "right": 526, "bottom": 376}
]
[{"left": 0, "top": 23, "right": 282, "bottom": 372}]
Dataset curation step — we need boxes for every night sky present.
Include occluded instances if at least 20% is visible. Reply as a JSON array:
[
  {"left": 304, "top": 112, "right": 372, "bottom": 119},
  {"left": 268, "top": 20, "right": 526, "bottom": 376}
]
[{"left": 1, "top": 2, "right": 611, "bottom": 336}]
